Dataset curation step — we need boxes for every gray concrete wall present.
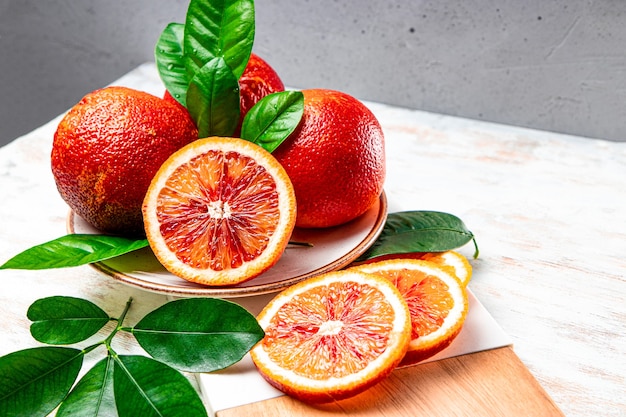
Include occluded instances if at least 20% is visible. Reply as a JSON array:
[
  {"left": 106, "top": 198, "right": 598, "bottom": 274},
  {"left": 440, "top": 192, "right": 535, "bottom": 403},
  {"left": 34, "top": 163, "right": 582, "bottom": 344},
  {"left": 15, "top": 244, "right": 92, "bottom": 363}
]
[{"left": 1, "top": 0, "right": 625, "bottom": 147}]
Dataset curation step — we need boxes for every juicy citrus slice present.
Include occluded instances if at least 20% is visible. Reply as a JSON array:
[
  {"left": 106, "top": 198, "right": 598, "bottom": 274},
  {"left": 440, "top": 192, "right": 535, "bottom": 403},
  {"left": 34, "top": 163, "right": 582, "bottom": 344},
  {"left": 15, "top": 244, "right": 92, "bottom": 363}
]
[
  {"left": 420, "top": 250, "right": 473, "bottom": 287},
  {"left": 356, "top": 250, "right": 473, "bottom": 287},
  {"left": 250, "top": 270, "right": 411, "bottom": 403},
  {"left": 349, "top": 259, "right": 468, "bottom": 367},
  {"left": 142, "top": 137, "right": 296, "bottom": 286}
]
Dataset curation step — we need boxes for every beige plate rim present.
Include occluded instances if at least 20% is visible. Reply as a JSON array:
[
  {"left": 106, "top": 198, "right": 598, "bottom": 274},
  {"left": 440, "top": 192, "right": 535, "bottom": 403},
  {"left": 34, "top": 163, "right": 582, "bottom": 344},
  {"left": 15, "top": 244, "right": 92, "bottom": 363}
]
[{"left": 66, "top": 192, "right": 388, "bottom": 298}]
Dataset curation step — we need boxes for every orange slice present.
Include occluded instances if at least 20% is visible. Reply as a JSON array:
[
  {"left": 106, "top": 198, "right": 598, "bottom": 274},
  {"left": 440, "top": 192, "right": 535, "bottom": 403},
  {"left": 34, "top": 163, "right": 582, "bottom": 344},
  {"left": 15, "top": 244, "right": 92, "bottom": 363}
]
[
  {"left": 349, "top": 259, "right": 468, "bottom": 366},
  {"left": 250, "top": 270, "right": 411, "bottom": 403},
  {"left": 356, "top": 250, "right": 473, "bottom": 287},
  {"left": 420, "top": 251, "right": 473, "bottom": 287},
  {"left": 142, "top": 137, "right": 296, "bottom": 286}
]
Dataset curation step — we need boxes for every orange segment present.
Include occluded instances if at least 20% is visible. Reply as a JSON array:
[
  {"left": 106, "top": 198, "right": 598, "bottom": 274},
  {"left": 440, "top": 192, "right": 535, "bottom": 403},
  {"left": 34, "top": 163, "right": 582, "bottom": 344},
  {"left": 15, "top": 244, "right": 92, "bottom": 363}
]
[
  {"left": 142, "top": 137, "right": 296, "bottom": 286},
  {"left": 349, "top": 259, "right": 468, "bottom": 367},
  {"left": 250, "top": 270, "right": 411, "bottom": 403}
]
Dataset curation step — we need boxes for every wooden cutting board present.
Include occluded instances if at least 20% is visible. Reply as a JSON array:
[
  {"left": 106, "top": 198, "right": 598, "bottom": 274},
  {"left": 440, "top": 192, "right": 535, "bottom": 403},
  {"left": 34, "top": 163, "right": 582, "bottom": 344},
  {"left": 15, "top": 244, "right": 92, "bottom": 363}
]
[{"left": 215, "top": 346, "right": 564, "bottom": 417}]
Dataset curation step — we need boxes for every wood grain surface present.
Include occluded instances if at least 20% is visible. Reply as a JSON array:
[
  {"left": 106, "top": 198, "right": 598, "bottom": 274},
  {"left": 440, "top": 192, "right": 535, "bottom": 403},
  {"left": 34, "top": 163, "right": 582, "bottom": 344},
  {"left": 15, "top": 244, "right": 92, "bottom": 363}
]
[{"left": 216, "top": 347, "right": 564, "bottom": 417}]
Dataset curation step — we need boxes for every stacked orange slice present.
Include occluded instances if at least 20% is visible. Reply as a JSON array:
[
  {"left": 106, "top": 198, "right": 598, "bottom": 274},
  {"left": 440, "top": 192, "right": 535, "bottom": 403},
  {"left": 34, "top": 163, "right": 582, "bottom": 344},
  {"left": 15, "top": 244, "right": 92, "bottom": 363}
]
[
  {"left": 251, "top": 254, "right": 471, "bottom": 403},
  {"left": 250, "top": 270, "right": 411, "bottom": 403},
  {"left": 350, "top": 258, "right": 469, "bottom": 366}
]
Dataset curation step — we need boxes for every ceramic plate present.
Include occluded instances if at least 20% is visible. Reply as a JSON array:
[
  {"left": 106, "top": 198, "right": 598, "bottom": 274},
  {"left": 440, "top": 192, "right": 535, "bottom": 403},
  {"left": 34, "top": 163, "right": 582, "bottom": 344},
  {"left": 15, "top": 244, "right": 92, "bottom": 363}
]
[{"left": 67, "top": 192, "right": 387, "bottom": 298}]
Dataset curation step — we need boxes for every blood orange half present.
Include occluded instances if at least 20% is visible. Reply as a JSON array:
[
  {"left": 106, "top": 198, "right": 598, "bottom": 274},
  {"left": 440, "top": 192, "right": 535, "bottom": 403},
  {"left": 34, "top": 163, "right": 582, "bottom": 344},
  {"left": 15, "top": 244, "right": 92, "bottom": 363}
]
[{"left": 142, "top": 137, "right": 296, "bottom": 286}]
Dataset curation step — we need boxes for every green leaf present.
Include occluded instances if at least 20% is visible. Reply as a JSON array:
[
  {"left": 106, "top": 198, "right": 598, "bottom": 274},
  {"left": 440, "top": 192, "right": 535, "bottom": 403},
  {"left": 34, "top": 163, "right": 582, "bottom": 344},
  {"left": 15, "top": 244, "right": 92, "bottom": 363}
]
[
  {"left": 155, "top": 22, "right": 189, "bottom": 107},
  {"left": 113, "top": 355, "right": 207, "bottom": 417},
  {"left": 56, "top": 356, "right": 116, "bottom": 417},
  {"left": 130, "top": 298, "right": 264, "bottom": 373},
  {"left": 241, "top": 90, "right": 304, "bottom": 152},
  {"left": 0, "top": 234, "right": 149, "bottom": 270},
  {"left": 186, "top": 57, "right": 240, "bottom": 137},
  {"left": 357, "top": 211, "right": 479, "bottom": 261},
  {"left": 183, "top": 0, "right": 255, "bottom": 79},
  {"left": 28, "top": 296, "right": 110, "bottom": 345},
  {"left": 0, "top": 347, "right": 84, "bottom": 417}
]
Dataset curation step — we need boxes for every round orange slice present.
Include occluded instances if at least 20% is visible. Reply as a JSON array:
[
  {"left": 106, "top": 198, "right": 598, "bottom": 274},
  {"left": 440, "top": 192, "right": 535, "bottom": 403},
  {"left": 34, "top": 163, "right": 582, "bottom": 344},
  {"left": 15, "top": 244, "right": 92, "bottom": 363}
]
[
  {"left": 250, "top": 270, "right": 411, "bottom": 403},
  {"left": 142, "top": 137, "right": 296, "bottom": 286},
  {"left": 349, "top": 259, "right": 468, "bottom": 367},
  {"left": 356, "top": 250, "right": 473, "bottom": 287},
  {"left": 419, "top": 251, "right": 473, "bottom": 287}
]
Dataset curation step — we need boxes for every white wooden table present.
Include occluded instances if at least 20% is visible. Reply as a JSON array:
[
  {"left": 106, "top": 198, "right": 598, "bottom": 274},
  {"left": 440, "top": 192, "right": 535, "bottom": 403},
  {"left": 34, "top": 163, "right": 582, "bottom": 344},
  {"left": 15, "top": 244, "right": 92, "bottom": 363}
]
[{"left": 1, "top": 63, "right": 624, "bottom": 417}]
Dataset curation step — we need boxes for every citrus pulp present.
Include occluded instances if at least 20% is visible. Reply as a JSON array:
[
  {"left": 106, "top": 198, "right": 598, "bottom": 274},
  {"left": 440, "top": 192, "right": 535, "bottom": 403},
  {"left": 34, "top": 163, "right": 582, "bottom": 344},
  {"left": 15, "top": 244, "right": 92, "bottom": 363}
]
[
  {"left": 250, "top": 270, "right": 411, "bottom": 403},
  {"left": 142, "top": 137, "right": 296, "bottom": 286},
  {"left": 349, "top": 259, "right": 468, "bottom": 366}
]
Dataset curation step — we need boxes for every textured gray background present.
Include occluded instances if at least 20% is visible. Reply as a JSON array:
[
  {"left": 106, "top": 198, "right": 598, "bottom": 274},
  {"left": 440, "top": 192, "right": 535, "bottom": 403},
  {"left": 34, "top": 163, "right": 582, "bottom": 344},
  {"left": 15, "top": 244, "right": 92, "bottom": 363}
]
[{"left": 1, "top": 0, "right": 625, "bottom": 146}]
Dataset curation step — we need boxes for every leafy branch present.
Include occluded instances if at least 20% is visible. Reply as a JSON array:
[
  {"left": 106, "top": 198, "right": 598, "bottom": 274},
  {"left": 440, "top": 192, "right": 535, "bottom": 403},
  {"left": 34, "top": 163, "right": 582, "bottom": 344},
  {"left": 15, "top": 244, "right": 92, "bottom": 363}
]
[
  {"left": 0, "top": 296, "right": 264, "bottom": 417},
  {"left": 154, "top": 0, "right": 304, "bottom": 146}
]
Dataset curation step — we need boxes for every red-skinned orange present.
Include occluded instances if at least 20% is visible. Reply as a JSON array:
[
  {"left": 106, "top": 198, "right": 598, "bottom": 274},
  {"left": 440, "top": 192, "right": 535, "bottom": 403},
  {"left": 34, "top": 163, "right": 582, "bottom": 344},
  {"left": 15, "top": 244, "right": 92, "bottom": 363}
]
[{"left": 272, "top": 89, "right": 385, "bottom": 228}]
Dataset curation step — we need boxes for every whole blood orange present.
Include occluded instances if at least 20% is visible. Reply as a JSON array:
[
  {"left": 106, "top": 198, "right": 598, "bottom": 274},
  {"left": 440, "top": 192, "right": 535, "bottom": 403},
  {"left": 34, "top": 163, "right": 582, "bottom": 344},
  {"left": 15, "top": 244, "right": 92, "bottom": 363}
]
[
  {"left": 250, "top": 269, "right": 411, "bottom": 403},
  {"left": 272, "top": 89, "right": 385, "bottom": 228},
  {"left": 164, "top": 53, "right": 285, "bottom": 136},
  {"left": 238, "top": 53, "right": 285, "bottom": 123},
  {"left": 51, "top": 86, "right": 198, "bottom": 236},
  {"left": 142, "top": 137, "right": 296, "bottom": 286}
]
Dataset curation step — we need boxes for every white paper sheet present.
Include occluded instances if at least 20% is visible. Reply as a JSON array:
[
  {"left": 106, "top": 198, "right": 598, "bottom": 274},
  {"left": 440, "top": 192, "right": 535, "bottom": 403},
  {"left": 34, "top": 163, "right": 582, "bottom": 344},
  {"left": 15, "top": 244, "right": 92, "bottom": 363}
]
[{"left": 196, "top": 289, "right": 512, "bottom": 415}]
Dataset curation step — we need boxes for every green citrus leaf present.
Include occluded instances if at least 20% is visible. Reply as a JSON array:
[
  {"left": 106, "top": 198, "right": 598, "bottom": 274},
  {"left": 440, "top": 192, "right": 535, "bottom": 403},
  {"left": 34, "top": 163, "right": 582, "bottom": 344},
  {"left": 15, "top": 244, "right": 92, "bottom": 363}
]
[
  {"left": 186, "top": 57, "right": 240, "bottom": 137},
  {"left": 155, "top": 22, "right": 188, "bottom": 107},
  {"left": 183, "top": 0, "right": 255, "bottom": 79},
  {"left": 357, "top": 211, "right": 479, "bottom": 261},
  {"left": 130, "top": 298, "right": 264, "bottom": 373},
  {"left": 56, "top": 356, "right": 116, "bottom": 417},
  {"left": 241, "top": 90, "right": 304, "bottom": 152},
  {"left": 113, "top": 355, "right": 208, "bottom": 417},
  {"left": 28, "top": 296, "right": 110, "bottom": 345},
  {"left": 0, "top": 347, "right": 84, "bottom": 417},
  {"left": 0, "top": 234, "right": 149, "bottom": 270}
]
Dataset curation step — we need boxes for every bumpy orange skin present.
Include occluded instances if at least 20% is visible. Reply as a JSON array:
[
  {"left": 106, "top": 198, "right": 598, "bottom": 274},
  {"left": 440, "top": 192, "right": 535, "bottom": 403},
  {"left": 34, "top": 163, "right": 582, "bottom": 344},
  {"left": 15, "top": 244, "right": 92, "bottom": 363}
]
[
  {"left": 52, "top": 86, "right": 198, "bottom": 236},
  {"left": 163, "top": 53, "right": 285, "bottom": 136},
  {"left": 272, "top": 89, "right": 386, "bottom": 228},
  {"left": 238, "top": 53, "right": 285, "bottom": 119}
]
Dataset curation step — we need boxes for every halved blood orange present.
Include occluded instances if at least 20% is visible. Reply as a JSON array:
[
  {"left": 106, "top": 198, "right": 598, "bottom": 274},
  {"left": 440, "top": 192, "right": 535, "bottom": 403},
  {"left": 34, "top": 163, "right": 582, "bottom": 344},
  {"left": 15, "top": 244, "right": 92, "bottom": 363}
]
[
  {"left": 142, "top": 137, "right": 296, "bottom": 286},
  {"left": 349, "top": 259, "right": 468, "bottom": 367},
  {"left": 250, "top": 270, "right": 411, "bottom": 403}
]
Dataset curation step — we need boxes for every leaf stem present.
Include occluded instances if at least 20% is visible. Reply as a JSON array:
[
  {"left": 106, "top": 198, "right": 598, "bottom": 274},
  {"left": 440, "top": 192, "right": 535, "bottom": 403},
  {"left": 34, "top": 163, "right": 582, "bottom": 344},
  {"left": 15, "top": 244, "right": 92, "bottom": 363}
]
[
  {"left": 471, "top": 237, "right": 480, "bottom": 259},
  {"left": 104, "top": 297, "right": 133, "bottom": 350},
  {"left": 287, "top": 240, "right": 313, "bottom": 247}
]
